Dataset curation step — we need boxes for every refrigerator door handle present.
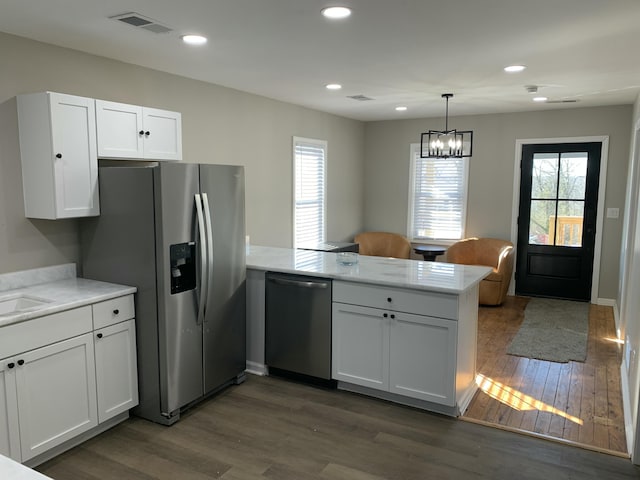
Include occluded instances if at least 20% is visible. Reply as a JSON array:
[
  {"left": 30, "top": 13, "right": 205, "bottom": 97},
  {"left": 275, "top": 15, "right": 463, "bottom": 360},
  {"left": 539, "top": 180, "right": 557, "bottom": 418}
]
[
  {"left": 201, "top": 192, "right": 214, "bottom": 322},
  {"left": 195, "top": 193, "right": 208, "bottom": 325}
]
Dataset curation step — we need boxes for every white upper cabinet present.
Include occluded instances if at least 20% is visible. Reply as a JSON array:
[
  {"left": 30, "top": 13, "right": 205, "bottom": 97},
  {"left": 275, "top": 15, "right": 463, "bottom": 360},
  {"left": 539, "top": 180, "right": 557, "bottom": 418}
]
[
  {"left": 17, "top": 92, "right": 99, "bottom": 219},
  {"left": 96, "top": 100, "right": 182, "bottom": 161}
]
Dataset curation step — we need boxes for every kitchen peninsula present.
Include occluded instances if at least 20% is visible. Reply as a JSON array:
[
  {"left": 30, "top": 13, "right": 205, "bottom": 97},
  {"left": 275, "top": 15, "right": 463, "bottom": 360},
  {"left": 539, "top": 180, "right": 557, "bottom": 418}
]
[{"left": 246, "top": 245, "right": 492, "bottom": 417}]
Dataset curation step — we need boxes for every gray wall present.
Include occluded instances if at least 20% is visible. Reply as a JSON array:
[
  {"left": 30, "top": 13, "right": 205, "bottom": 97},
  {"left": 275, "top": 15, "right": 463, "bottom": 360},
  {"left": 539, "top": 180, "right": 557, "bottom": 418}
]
[
  {"left": 0, "top": 32, "right": 365, "bottom": 274},
  {"left": 364, "top": 105, "right": 632, "bottom": 300}
]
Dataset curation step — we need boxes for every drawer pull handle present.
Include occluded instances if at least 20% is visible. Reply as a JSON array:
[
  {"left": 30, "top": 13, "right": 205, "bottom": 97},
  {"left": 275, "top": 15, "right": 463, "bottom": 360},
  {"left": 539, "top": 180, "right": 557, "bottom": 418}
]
[
  {"left": 113, "top": 309, "right": 120, "bottom": 315},
  {"left": 97, "top": 333, "right": 103, "bottom": 339},
  {"left": 17, "top": 360, "right": 24, "bottom": 366},
  {"left": 7, "top": 362, "right": 15, "bottom": 369}
]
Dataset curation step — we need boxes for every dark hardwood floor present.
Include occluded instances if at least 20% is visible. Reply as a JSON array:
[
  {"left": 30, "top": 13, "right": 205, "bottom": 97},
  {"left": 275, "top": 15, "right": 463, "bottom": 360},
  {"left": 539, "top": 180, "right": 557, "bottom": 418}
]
[
  {"left": 38, "top": 374, "right": 640, "bottom": 479},
  {"left": 465, "top": 296, "right": 627, "bottom": 454}
]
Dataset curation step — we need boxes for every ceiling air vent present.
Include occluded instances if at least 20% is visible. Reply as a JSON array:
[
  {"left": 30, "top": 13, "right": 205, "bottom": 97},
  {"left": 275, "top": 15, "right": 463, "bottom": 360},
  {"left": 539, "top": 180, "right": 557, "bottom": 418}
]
[
  {"left": 347, "top": 94, "right": 374, "bottom": 101},
  {"left": 110, "top": 12, "right": 173, "bottom": 34}
]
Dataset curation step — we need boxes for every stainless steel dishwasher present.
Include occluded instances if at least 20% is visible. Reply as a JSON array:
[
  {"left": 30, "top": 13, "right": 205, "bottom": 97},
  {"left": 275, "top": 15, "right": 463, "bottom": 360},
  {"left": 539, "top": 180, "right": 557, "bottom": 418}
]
[{"left": 265, "top": 272, "right": 333, "bottom": 383}]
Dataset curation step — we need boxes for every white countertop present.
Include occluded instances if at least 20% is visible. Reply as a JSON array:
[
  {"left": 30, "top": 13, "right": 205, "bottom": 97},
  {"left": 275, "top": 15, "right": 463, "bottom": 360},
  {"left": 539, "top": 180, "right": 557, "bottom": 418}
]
[
  {"left": 0, "top": 264, "right": 136, "bottom": 328},
  {"left": 0, "top": 454, "right": 52, "bottom": 480},
  {"left": 246, "top": 245, "right": 492, "bottom": 294}
]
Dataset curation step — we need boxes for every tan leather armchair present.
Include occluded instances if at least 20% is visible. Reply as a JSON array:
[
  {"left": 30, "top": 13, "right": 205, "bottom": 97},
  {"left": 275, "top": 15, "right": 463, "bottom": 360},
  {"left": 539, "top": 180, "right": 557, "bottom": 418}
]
[
  {"left": 354, "top": 232, "right": 411, "bottom": 259},
  {"left": 446, "top": 238, "right": 514, "bottom": 306}
]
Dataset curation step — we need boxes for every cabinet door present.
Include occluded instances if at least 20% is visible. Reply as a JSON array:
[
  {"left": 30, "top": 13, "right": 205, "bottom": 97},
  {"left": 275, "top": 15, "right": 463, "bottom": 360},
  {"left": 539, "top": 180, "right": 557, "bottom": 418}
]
[
  {"left": 142, "top": 107, "right": 182, "bottom": 161},
  {"left": 95, "top": 100, "right": 144, "bottom": 159},
  {"left": 94, "top": 319, "right": 139, "bottom": 423},
  {"left": 0, "top": 359, "right": 20, "bottom": 462},
  {"left": 50, "top": 93, "right": 99, "bottom": 218},
  {"left": 389, "top": 313, "right": 457, "bottom": 406},
  {"left": 18, "top": 92, "right": 99, "bottom": 219},
  {"left": 332, "top": 303, "right": 389, "bottom": 390},
  {"left": 15, "top": 333, "right": 98, "bottom": 462}
]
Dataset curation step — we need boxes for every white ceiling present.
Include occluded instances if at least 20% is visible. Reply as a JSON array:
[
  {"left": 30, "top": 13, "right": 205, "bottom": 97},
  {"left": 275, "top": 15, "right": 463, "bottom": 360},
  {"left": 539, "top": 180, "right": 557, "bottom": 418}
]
[{"left": 1, "top": 0, "right": 640, "bottom": 121}]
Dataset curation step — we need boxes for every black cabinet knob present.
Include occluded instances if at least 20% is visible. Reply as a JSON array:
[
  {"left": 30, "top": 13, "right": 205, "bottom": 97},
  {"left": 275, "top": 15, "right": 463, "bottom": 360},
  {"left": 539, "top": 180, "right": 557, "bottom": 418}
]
[
  {"left": 139, "top": 130, "right": 144, "bottom": 135},
  {"left": 387, "top": 297, "right": 392, "bottom": 302},
  {"left": 97, "top": 333, "right": 103, "bottom": 339},
  {"left": 7, "top": 362, "right": 14, "bottom": 369},
  {"left": 144, "top": 131, "right": 150, "bottom": 136},
  {"left": 17, "top": 359, "right": 24, "bottom": 366},
  {"left": 55, "top": 153, "right": 62, "bottom": 159},
  {"left": 113, "top": 309, "right": 120, "bottom": 315},
  {"left": 383, "top": 313, "right": 388, "bottom": 318},
  {"left": 390, "top": 314, "right": 396, "bottom": 319}
]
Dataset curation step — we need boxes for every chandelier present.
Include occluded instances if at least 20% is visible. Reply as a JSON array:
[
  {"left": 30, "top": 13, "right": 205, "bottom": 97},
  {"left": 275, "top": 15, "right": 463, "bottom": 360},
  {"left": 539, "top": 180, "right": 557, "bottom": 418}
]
[{"left": 420, "top": 93, "right": 473, "bottom": 158}]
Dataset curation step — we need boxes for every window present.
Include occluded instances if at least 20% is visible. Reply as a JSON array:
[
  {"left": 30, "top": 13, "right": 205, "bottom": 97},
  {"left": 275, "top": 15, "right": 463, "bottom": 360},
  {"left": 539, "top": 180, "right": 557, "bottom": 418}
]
[
  {"left": 407, "top": 143, "right": 468, "bottom": 241},
  {"left": 293, "top": 137, "right": 326, "bottom": 247}
]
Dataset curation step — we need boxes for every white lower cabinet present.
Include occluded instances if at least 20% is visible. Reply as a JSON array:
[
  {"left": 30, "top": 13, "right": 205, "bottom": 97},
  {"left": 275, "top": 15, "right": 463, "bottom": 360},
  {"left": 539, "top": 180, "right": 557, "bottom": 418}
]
[
  {"left": 94, "top": 319, "right": 138, "bottom": 423},
  {"left": 332, "top": 303, "right": 390, "bottom": 390},
  {"left": 332, "top": 303, "right": 457, "bottom": 406},
  {"left": 0, "top": 293, "right": 138, "bottom": 464},
  {"left": 0, "top": 361, "right": 20, "bottom": 461},
  {"left": 15, "top": 334, "right": 97, "bottom": 462},
  {"left": 332, "top": 281, "right": 460, "bottom": 408},
  {"left": 389, "top": 312, "right": 456, "bottom": 406}
]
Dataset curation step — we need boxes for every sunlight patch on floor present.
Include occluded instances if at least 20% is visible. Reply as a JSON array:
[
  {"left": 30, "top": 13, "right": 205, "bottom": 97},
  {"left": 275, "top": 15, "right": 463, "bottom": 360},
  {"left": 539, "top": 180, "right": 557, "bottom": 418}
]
[{"left": 475, "top": 373, "right": 583, "bottom": 425}]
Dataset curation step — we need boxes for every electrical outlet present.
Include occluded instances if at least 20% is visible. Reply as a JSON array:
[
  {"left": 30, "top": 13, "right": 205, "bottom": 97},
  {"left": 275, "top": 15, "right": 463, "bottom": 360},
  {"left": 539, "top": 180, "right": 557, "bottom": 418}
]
[{"left": 607, "top": 207, "right": 620, "bottom": 219}]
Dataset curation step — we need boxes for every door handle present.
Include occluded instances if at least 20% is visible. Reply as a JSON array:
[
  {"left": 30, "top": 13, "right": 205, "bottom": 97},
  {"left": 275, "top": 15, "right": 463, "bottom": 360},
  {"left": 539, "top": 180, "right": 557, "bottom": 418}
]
[
  {"left": 194, "top": 194, "right": 208, "bottom": 325},
  {"left": 268, "top": 277, "right": 329, "bottom": 289},
  {"left": 201, "top": 193, "right": 214, "bottom": 323}
]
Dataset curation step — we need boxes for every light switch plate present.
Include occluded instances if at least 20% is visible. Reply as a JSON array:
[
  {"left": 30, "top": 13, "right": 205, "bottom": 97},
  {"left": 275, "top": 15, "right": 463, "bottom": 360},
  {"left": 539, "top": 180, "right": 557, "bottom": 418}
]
[{"left": 607, "top": 207, "right": 620, "bottom": 219}]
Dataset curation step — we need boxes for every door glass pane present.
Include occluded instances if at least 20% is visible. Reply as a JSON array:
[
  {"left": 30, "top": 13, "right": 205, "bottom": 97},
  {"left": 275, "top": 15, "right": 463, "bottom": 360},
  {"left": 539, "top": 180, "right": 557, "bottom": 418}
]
[
  {"left": 531, "top": 153, "right": 558, "bottom": 199},
  {"left": 554, "top": 201, "right": 585, "bottom": 247},
  {"left": 529, "top": 200, "right": 556, "bottom": 245},
  {"left": 559, "top": 153, "right": 587, "bottom": 199}
]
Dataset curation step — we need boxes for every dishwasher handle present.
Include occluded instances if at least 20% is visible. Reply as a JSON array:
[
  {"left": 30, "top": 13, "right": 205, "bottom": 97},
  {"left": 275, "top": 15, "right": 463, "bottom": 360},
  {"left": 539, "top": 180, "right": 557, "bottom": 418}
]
[{"left": 268, "top": 277, "right": 329, "bottom": 289}]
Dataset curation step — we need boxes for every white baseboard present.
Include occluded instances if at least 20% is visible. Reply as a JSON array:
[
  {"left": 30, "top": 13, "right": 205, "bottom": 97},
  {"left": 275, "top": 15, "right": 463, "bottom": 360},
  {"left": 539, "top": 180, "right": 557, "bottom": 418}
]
[
  {"left": 245, "top": 361, "right": 267, "bottom": 376},
  {"left": 595, "top": 297, "right": 616, "bottom": 307},
  {"left": 620, "top": 362, "right": 635, "bottom": 460}
]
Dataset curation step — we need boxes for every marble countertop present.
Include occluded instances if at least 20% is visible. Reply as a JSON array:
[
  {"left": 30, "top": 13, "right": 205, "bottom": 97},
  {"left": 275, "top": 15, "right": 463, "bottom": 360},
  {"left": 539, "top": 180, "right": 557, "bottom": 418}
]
[
  {"left": 0, "top": 264, "right": 136, "bottom": 328},
  {"left": 246, "top": 245, "right": 492, "bottom": 294},
  {"left": 0, "top": 454, "right": 52, "bottom": 480}
]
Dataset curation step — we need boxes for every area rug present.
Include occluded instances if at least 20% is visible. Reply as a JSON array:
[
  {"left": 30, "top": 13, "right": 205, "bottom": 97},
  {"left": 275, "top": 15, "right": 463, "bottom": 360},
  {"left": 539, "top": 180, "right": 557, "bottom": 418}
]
[{"left": 506, "top": 298, "right": 590, "bottom": 363}]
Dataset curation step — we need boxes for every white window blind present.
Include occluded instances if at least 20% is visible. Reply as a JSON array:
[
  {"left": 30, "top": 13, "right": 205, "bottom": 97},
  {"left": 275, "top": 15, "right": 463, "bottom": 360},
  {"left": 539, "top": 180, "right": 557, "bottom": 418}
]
[
  {"left": 293, "top": 137, "right": 326, "bottom": 247},
  {"left": 407, "top": 144, "right": 468, "bottom": 241}
]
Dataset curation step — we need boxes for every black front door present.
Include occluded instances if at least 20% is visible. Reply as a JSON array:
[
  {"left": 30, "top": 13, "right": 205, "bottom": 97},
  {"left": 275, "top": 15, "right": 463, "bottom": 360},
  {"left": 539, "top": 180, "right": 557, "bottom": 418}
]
[{"left": 515, "top": 142, "right": 601, "bottom": 301}]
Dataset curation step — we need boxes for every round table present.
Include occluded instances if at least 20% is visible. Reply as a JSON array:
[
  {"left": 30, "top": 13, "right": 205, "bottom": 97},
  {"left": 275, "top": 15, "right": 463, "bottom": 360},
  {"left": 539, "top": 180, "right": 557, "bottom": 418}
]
[{"left": 413, "top": 245, "right": 447, "bottom": 261}]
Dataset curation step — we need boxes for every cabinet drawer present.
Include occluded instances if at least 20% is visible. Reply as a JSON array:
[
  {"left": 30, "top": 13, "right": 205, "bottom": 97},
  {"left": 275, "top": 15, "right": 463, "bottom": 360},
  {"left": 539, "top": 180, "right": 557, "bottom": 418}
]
[
  {"left": 333, "top": 281, "right": 458, "bottom": 320},
  {"left": 0, "top": 306, "right": 92, "bottom": 359},
  {"left": 92, "top": 295, "right": 134, "bottom": 329}
]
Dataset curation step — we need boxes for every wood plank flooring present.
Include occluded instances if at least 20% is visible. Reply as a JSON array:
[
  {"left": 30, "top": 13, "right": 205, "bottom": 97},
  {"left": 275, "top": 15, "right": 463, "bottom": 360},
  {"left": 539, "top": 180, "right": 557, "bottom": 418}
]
[
  {"left": 37, "top": 374, "right": 640, "bottom": 479},
  {"left": 464, "top": 296, "right": 628, "bottom": 454}
]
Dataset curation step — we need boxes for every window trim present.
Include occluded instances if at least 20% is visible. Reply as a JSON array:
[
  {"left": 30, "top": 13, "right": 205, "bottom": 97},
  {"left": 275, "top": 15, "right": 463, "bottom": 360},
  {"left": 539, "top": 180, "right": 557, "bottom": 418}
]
[
  {"left": 292, "top": 136, "right": 327, "bottom": 248},
  {"left": 406, "top": 143, "right": 469, "bottom": 244}
]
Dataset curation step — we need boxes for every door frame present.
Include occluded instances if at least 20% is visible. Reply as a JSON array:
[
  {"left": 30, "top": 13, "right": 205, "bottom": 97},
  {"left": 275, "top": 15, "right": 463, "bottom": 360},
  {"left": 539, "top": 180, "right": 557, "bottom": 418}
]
[{"left": 510, "top": 136, "right": 609, "bottom": 303}]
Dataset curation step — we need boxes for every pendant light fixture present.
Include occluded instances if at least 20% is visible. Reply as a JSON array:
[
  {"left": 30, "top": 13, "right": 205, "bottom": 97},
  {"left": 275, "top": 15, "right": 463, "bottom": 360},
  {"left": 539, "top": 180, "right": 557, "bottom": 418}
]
[{"left": 420, "top": 93, "right": 473, "bottom": 158}]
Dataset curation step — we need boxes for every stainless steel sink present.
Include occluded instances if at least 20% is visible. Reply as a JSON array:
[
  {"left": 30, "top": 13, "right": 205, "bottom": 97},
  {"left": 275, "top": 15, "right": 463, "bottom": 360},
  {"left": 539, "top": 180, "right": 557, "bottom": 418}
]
[{"left": 0, "top": 294, "right": 52, "bottom": 316}]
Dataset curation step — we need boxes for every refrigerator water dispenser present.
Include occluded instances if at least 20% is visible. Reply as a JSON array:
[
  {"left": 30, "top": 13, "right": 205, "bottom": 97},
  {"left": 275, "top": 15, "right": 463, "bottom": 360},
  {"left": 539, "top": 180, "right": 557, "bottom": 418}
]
[{"left": 170, "top": 242, "right": 196, "bottom": 294}]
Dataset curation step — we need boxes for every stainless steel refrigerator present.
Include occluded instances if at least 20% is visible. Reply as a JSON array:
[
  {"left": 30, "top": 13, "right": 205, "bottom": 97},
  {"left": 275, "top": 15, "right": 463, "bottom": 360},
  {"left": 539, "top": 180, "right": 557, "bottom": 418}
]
[{"left": 80, "top": 162, "right": 246, "bottom": 425}]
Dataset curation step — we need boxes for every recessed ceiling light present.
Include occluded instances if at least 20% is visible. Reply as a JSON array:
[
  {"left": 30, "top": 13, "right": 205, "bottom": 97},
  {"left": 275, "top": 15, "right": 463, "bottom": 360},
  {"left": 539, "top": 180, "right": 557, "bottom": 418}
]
[
  {"left": 325, "top": 83, "right": 342, "bottom": 90},
  {"left": 533, "top": 96, "right": 548, "bottom": 102},
  {"left": 321, "top": 6, "right": 352, "bottom": 19},
  {"left": 182, "top": 34, "right": 207, "bottom": 45},
  {"left": 395, "top": 106, "right": 407, "bottom": 111},
  {"left": 504, "top": 65, "right": 526, "bottom": 73}
]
